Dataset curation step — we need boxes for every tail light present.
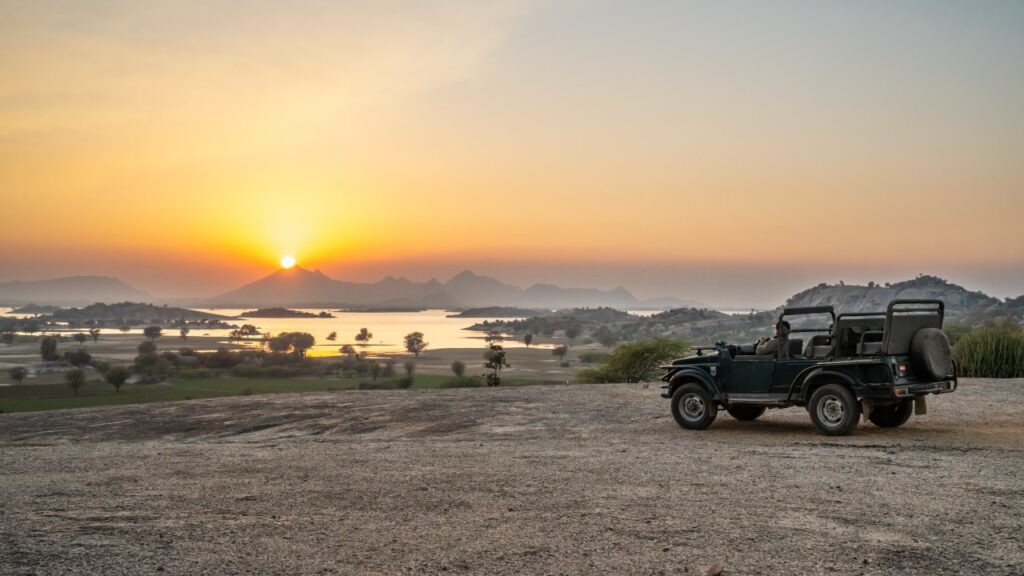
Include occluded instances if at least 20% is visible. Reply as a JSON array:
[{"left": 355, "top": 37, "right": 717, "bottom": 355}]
[{"left": 896, "top": 363, "right": 908, "bottom": 377}]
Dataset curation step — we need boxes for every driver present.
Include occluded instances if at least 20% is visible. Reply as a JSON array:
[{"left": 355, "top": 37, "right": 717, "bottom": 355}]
[{"left": 756, "top": 320, "right": 791, "bottom": 358}]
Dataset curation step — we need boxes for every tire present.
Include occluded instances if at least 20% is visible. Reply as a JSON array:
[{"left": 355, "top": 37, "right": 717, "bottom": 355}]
[
  {"left": 726, "top": 405, "right": 766, "bottom": 421},
  {"left": 910, "top": 328, "right": 952, "bottom": 381},
  {"left": 808, "top": 384, "right": 860, "bottom": 436},
  {"left": 868, "top": 399, "right": 913, "bottom": 428},
  {"left": 671, "top": 383, "right": 718, "bottom": 430}
]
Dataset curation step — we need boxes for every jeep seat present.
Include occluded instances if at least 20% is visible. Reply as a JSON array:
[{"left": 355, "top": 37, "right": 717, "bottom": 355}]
[
  {"left": 804, "top": 335, "right": 832, "bottom": 358},
  {"left": 857, "top": 331, "right": 884, "bottom": 355}
]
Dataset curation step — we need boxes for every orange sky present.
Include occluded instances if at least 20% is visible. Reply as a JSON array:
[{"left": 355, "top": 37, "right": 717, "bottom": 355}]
[{"left": 1, "top": 1, "right": 1022, "bottom": 305}]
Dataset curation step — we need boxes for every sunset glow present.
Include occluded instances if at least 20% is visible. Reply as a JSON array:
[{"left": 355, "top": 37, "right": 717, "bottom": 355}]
[
  {"left": 1, "top": 1, "right": 1023, "bottom": 305},
  {"left": 280, "top": 255, "right": 297, "bottom": 270}
]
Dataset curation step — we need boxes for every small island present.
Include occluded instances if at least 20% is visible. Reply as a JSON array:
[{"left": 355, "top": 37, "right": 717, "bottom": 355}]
[
  {"left": 240, "top": 307, "right": 335, "bottom": 318},
  {"left": 448, "top": 307, "right": 551, "bottom": 318}
]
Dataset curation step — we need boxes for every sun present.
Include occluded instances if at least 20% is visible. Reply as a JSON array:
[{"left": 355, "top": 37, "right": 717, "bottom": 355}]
[{"left": 280, "top": 255, "right": 296, "bottom": 269}]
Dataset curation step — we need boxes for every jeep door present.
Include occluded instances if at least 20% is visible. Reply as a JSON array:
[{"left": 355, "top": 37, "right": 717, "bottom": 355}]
[
  {"left": 724, "top": 356, "right": 775, "bottom": 394},
  {"left": 770, "top": 357, "right": 817, "bottom": 396}
]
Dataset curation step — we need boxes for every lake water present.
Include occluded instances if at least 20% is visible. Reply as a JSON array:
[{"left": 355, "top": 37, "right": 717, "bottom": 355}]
[{"left": 1, "top": 308, "right": 533, "bottom": 356}]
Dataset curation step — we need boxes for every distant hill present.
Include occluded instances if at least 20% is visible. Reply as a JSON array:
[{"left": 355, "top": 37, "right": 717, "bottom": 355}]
[
  {"left": 241, "top": 308, "right": 334, "bottom": 318},
  {"left": 47, "top": 302, "right": 233, "bottom": 324},
  {"left": 786, "top": 275, "right": 1002, "bottom": 320},
  {"left": 0, "top": 276, "right": 149, "bottom": 306},
  {"left": 210, "top": 267, "right": 699, "bottom": 310}
]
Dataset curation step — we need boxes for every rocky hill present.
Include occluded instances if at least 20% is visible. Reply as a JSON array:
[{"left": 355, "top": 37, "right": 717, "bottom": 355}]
[{"left": 0, "top": 276, "right": 149, "bottom": 306}]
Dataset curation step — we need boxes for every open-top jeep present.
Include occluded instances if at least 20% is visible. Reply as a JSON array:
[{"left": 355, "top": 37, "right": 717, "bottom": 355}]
[{"left": 660, "top": 300, "right": 957, "bottom": 435}]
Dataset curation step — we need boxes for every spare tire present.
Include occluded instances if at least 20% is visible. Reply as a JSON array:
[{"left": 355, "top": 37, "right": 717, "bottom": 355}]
[{"left": 910, "top": 328, "right": 952, "bottom": 380}]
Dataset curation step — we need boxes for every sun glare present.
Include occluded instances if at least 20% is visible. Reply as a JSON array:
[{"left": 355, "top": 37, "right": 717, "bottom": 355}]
[{"left": 280, "top": 255, "right": 296, "bottom": 269}]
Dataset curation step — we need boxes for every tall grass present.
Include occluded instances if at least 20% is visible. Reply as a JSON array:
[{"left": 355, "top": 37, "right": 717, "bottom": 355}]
[{"left": 954, "top": 326, "right": 1024, "bottom": 378}]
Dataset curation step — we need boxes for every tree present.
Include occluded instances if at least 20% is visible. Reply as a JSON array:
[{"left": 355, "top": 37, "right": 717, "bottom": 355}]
[
  {"left": 564, "top": 324, "right": 580, "bottom": 344},
  {"left": 552, "top": 344, "right": 569, "bottom": 366},
  {"left": 73, "top": 332, "right": 88, "bottom": 346},
  {"left": 0, "top": 331, "right": 15, "bottom": 345},
  {"left": 104, "top": 366, "right": 131, "bottom": 393},
  {"left": 370, "top": 361, "right": 381, "bottom": 381},
  {"left": 143, "top": 325, "right": 163, "bottom": 341},
  {"left": 8, "top": 366, "right": 27, "bottom": 384},
  {"left": 339, "top": 344, "right": 356, "bottom": 355},
  {"left": 524, "top": 333, "right": 533, "bottom": 348},
  {"left": 89, "top": 328, "right": 101, "bottom": 342},
  {"left": 137, "top": 341, "right": 156, "bottom": 354},
  {"left": 451, "top": 360, "right": 466, "bottom": 378},
  {"left": 65, "top": 368, "right": 86, "bottom": 396},
  {"left": 404, "top": 332, "right": 428, "bottom": 357},
  {"left": 355, "top": 328, "right": 373, "bottom": 346},
  {"left": 64, "top": 348, "right": 92, "bottom": 367},
  {"left": 382, "top": 359, "right": 396, "bottom": 378},
  {"left": 179, "top": 326, "right": 190, "bottom": 341},
  {"left": 40, "top": 336, "right": 59, "bottom": 362},
  {"left": 268, "top": 332, "right": 316, "bottom": 356},
  {"left": 21, "top": 320, "right": 40, "bottom": 335},
  {"left": 397, "top": 360, "right": 416, "bottom": 389},
  {"left": 483, "top": 344, "right": 509, "bottom": 386},
  {"left": 119, "top": 321, "right": 131, "bottom": 334},
  {"left": 594, "top": 326, "right": 618, "bottom": 348},
  {"left": 484, "top": 330, "right": 504, "bottom": 344},
  {"left": 326, "top": 331, "right": 337, "bottom": 341}
]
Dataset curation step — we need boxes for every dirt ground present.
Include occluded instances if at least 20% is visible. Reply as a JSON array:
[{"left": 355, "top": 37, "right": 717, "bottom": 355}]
[{"left": 1, "top": 379, "right": 1022, "bottom": 575}]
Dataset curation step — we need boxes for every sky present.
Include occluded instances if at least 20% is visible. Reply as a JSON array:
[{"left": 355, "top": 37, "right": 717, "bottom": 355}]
[{"left": 1, "top": 0, "right": 1022, "bottom": 308}]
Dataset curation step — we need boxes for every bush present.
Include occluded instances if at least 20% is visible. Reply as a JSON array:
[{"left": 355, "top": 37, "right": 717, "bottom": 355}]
[
  {"left": 954, "top": 326, "right": 1024, "bottom": 378},
  {"left": 576, "top": 338, "right": 690, "bottom": 383},
  {"left": 358, "top": 380, "right": 399, "bottom": 390},
  {"left": 63, "top": 348, "right": 93, "bottom": 367},
  {"left": 578, "top": 351, "right": 607, "bottom": 364}
]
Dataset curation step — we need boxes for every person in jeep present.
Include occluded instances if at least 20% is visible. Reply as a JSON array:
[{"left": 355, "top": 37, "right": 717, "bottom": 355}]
[{"left": 756, "top": 320, "right": 790, "bottom": 357}]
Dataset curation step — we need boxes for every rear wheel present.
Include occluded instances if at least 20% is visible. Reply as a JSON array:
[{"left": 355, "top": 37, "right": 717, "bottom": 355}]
[
  {"left": 869, "top": 399, "right": 913, "bottom": 428},
  {"left": 808, "top": 384, "right": 860, "bottom": 436},
  {"left": 726, "top": 405, "right": 766, "bottom": 421},
  {"left": 671, "top": 383, "right": 718, "bottom": 430}
]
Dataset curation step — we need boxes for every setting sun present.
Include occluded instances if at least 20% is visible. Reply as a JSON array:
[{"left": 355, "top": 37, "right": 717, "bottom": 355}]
[{"left": 280, "top": 255, "right": 296, "bottom": 269}]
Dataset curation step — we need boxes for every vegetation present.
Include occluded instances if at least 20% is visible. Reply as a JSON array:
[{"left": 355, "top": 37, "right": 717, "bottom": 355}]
[
  {"left": 524, "top": 333, "right": 533, "bottom": 347},
  {"left": 104, "top": 366, "right": 131, "bottom": 393},
  {"left": 180, "top": 326, "right": 190, "bottom": 341},
  {"left": 65, "top": 368, "right": 87, "bottom": 396},
  {"left": 577, "top": 338, "right": 690, "bottom": 383},
  {"left": 451, "top": 360, "right": 466, "bottom": 377},
  {"left": 483, "top": 343, "right": 509, "bottom": 386},
  {"left": 143, "top": 325, "right": 163, "bottom": 341},
  {"left": 552, "top": 344, "right": 568, "bottom": 366},
  {"left": 73, "top": 332, "right": 88, "bottom": 345},
  {"left": 268, "top": 332, "right": 316, "bottom": 357},
  {"left": 8, "top": 366, "right": 27, "bottom": 384},
  {"left": 40, "top": 336, "right": 59, "bottom": 361},
  {"left": 89, "top": 328, "right": 101, "bottom": 342},
  {"left": 954, "top": 323, "right": 1024, "bottom": 378},
  {"left": 355, "top": 327, "right": 373, "bottom": 346},
  {"left": 404, "top": 331, "right": 428, "bottom": 357}
]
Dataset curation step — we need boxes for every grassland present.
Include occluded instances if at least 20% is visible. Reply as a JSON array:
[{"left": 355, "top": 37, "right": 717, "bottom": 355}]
[{"left": 0, "top": 374, "right": 542, "bottom": 414}]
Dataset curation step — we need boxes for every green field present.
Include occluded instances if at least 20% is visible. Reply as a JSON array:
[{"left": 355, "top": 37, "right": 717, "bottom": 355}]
[{"left": 0, "top": 374, "right": 540, "bottom": 414}]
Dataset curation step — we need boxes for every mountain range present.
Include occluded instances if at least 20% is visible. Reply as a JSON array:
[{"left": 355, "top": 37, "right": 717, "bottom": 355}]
[
  {"left": 0, "top": 276, "right": 149, "bottom": 306},
  {"left": 208, "top": 267, "right": 700, "bottom": 310}
]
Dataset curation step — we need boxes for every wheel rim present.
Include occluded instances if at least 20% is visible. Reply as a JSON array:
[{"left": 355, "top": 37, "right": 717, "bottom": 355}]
[
  {"left": 817, "top": 394, "right": 846, "bottom": 427},
  {"left": 681, "top": 393, "right": 706, "bottom": 421}
]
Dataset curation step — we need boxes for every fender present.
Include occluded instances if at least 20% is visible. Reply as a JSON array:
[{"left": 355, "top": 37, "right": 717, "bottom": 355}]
[
  {"left": 668, "top": 368, "right": 720, "bottom": 399},
  {"left": 789, "top": 367, "right": 859, "bottom": 403}
]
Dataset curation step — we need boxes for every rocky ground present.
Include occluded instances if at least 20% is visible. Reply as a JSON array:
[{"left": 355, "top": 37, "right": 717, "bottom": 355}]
[{"left": 1, "top": 379, "right": 1022, "bottom": 575}]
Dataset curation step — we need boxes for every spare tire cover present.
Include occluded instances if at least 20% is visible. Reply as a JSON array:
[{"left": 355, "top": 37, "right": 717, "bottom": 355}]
[{"left": 910, "top": 328, "right": 952, "bottom": 380}]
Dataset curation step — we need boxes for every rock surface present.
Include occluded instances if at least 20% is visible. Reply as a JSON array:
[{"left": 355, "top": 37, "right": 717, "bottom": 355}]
[{"left": 1, "top": 380, "right": 1022, "bottom": 575}]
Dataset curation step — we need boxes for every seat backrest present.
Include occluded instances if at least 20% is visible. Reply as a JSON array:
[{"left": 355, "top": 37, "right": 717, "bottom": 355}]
[{"left": 833, "top": 313, "right": 886, "bottom": 357}]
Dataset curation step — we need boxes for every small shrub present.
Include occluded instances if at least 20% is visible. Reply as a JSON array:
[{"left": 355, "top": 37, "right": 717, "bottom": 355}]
[
  {"left": 577, "top": 338, "right": 690, "bottom": 383},
  {"left": 240, "top": 387, "right": 253, "bottom": 396}
]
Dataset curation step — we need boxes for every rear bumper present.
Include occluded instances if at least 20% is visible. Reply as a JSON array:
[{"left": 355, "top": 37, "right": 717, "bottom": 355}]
[
  {"left": 863, "top": 379, "right": 957, "bottom": 399},
  {"left": 660, "top": 385, "right": 671, "bottom": 399}
]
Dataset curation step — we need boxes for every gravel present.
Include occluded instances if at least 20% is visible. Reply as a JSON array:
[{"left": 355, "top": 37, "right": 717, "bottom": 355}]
[{"left": 1, "top": 379, "right": 1022, "bottom": 575}]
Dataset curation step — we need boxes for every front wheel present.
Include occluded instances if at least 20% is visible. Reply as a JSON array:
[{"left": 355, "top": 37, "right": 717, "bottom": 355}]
[
  {"left": 869, "top": 399, "right": 913, "bottom": 428},
  {"left": 726, "top": 405, "right": 766, "bottom": 421},
  {"left": 808, "top": 384, "right": 860, "bottom": 436},
  {"left": 671, "top": 383, "right": 718, "bottom": 430}
]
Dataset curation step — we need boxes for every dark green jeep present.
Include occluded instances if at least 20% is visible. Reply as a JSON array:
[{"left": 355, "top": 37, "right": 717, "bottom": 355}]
[{"left": 660, "top": 300, "right": 957, "bottom": 435}]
